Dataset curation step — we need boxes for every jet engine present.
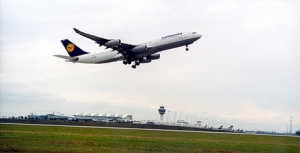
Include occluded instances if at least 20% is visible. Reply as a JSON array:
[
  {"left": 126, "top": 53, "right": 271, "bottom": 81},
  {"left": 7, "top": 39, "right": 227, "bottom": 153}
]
[
  {"left": 105, "top": 39, "right": 121, "bottom": 47},
  {"left": 139, "top": 54, "right": 160, "bottom": 63},
  {"left": 132, "top": 45, "right": 147, "bottom": 53},
  {"left": 139, "top": 57, "right": 151, "bottom": 63},
  {"left": 147, "top": 54, "right": 160, "bottom": 60}
]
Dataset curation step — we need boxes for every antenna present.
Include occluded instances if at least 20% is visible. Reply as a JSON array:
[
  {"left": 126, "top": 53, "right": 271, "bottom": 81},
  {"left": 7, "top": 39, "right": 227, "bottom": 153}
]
[{"left": 158, "top": 106, "right": 166, "bottom": 121}]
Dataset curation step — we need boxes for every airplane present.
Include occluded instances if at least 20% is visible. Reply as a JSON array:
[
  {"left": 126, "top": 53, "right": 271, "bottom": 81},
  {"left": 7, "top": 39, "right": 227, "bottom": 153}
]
[{"left": 54, "top": 28, "right": 202, "bottom": 69}]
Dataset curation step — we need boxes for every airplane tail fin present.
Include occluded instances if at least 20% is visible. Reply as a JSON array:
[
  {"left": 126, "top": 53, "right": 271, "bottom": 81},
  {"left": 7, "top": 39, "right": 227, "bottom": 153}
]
[{"left": 61, "top": 39, "right": 89, "bottom": 57}]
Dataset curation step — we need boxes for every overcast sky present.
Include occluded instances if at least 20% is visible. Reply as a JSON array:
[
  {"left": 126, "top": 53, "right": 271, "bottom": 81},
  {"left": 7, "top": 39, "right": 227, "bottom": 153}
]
[{"left": 1, "top": 0, "right": 299, "bottom": 133}]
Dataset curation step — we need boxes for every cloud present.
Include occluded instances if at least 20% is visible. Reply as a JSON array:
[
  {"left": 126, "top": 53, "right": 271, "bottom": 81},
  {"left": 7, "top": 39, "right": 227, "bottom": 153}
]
[{"left": 0, "top": 78, "right": 65, "bottom": 116}]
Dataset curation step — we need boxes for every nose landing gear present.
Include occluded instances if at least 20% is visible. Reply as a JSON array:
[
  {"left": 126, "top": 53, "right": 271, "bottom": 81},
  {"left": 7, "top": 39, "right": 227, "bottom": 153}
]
[{"left": 185, "top": 45, "right": 189, "bottom": 51}]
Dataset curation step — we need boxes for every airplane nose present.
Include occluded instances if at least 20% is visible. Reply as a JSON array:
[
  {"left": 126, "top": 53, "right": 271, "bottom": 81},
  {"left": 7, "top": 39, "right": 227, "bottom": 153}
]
[{"left": 195, "top": 34, "right": 202, "bottom": 40}]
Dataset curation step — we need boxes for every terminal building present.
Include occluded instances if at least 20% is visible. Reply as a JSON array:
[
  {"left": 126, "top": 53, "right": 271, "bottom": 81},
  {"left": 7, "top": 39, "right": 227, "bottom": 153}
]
[
  {"left": 71, "top": 113, "right": 132, "bottom": 122},
  {"left": 27, "top": 113, "right": 132, "bottom": 122},
  {"left": 27, "top": 114, "right": 68, "bottom": 120}
]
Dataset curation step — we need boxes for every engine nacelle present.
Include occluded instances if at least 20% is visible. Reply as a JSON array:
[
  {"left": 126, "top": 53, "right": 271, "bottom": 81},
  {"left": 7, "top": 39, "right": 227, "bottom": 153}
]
[
  {"left": 139, "top": 54, "right": 160, "bottom": 63},
  {"left": 147, "top": 54, "right": 160, "bottom": 60},
  {"left": 105, "top": 39, "right": 121, "bottom": 47},
  {"left": 139, "top": 57, "right": 151, "bottom": 63},
  {"left": 132, "top": 45, "right": 147, "bottom": 53}
]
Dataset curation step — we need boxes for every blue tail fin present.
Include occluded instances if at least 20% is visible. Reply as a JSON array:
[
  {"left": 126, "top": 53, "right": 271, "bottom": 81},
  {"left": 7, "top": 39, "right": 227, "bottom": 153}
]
[{"left": 61, "top": 39, "right": 88, "bottom": 57}]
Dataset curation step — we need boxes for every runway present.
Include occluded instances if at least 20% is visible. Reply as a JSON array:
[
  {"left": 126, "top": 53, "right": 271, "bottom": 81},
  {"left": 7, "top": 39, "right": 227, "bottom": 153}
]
[{"left": 0, "top": 122, "right": 295, "bottom": 137}]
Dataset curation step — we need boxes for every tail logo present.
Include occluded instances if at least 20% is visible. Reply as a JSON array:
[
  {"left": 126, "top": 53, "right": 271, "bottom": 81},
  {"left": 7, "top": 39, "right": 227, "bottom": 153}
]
[{"left": 66, "top": 43, "right": 75, "bottom": 53}]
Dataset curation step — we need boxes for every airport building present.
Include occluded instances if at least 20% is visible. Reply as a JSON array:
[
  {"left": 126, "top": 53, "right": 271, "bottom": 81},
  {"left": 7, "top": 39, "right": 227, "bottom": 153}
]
[
  {"left": 27, "top": 114, "right": 68, "bottom": 120},
  {"left": 27, "top": 113, "right": 132, "bottom": 122},
  {"left": 71, "top": 113, "right": 132, "bottom": 122}
]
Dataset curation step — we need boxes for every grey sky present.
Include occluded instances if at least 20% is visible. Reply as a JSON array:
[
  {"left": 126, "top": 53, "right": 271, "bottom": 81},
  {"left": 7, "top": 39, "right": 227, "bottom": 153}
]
[{"left": 1, "top": 0, "right": 299, "bottom": 132}]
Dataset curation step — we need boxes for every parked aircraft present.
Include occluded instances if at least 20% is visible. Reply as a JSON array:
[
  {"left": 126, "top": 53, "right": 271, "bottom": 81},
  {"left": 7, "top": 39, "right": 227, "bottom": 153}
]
[{"left": 54, "top": 28, "right": 202, "bottom": 69}]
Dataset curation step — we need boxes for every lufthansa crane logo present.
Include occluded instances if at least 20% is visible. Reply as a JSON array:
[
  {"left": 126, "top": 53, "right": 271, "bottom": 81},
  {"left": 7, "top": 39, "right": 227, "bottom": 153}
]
[{"left": 66, "top": 43, "right": 75, "bottom": 53}]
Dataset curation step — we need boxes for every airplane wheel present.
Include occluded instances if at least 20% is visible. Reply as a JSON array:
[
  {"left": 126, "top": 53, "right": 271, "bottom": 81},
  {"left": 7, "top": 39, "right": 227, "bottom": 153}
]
[
  {"left": 132, "top": 65, "right": 136, "bottom": 69},
  {"left": 123, "top": 61, "right": 127, "bottom": 65},
  {"left": 136, "top": 62, "right": 140, "bottom": 66},
  {"left": 185, "top": 48, "right": 189, "bottom": 51}
]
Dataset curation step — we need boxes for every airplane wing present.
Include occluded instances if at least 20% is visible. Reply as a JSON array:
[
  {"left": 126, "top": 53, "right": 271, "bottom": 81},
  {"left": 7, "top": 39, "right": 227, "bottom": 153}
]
[{"left": 73, "top": 28, "right": 136, "bottom": 54}]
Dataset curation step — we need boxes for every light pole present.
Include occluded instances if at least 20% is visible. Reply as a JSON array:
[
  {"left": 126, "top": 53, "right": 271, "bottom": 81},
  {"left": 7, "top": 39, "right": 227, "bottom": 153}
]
[
  {"left": 167, "top": 111, "right": 170, "bottom": 125},
  {"left": 174, "top": 112, "right": 177, "bottom": 125},
  {"left": 180, "top": 113, "right": 182, "bottom": 120},
  {"left": 186, "top": 115, "right": 188, "bottom": 126},
  {"left": 190, "top": 116, "right": 193, "bottom": 127},
  {"left": 180, "top": 113, "right": 182, "bottom": 126},
  {"left": 290, "top": 116, "right": 293, "bottom": 134}
]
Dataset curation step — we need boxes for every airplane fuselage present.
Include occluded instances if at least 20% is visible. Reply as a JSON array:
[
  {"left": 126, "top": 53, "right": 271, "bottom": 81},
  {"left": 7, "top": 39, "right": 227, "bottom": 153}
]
[{"left": 76, "top": 32, "right": 201, "bottom": 64}]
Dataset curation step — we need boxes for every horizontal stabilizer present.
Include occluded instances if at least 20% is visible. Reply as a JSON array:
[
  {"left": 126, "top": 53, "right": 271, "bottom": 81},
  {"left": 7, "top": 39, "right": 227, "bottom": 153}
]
[{"left": 54, "top": 55, "right": 79, "bottom": 62}]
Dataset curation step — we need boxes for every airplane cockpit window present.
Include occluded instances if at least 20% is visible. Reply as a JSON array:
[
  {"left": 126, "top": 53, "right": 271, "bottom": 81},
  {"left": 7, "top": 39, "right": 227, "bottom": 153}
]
[{"left": 192, "top": 32, "right": 197, "bottom": 34}]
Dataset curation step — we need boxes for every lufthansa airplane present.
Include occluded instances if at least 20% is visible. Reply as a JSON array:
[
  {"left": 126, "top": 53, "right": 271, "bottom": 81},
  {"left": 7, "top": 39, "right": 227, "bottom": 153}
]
[{"left": 54, "top": 28, "right": 202, "bottom": 69}]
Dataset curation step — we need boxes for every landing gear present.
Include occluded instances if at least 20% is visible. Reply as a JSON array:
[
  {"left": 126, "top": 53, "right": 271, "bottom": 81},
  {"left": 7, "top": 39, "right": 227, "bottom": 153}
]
[
  {"left": 185, "top": 45, "right": 189, "bottom": 51},
  {"left": 123, "top": 57, "right": 140, "bottom": 69},
  {"left": 135, "top": 60, "right": 140, "bottom": 66},
  {"left": 131, "top": 60, "right": 139, "bottom": 69},
  {"left": 123, "top": 59, "right": 131, "bottom": 64}
]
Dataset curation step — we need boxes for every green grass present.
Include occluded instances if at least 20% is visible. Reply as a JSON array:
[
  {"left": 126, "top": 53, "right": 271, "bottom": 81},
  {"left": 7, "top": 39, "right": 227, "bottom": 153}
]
[{"left": 0, "top": 124, "right": 299, "bottom": 153}]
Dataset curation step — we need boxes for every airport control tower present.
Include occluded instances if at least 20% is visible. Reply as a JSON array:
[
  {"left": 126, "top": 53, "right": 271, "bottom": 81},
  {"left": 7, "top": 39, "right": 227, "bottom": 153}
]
[{"left": 158, "top": 106, "right": 166, "bottom": 121}]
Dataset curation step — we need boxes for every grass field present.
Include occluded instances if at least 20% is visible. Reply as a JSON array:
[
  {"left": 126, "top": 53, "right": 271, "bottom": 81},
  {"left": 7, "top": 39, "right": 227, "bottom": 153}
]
[{"left": 0, "top": 124, "right": 299, "bottom": 153}]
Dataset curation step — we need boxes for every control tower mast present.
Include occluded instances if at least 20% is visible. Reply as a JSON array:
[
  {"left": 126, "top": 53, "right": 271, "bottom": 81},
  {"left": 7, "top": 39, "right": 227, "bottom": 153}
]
[{"left": 158, "top": 106, "right": 166, "bottom": 121}]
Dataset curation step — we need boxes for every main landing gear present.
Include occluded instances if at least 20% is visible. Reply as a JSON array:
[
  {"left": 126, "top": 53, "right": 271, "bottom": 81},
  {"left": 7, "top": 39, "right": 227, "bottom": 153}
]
[
  {"left": 123, "top": 59, "right": 140, "bottom": 69},
  {"left": 132, "top": 60, "right": 139, "bottom": 69},
  {"left": 185, "top": 45, "right": 189, "bottom": 51}
]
